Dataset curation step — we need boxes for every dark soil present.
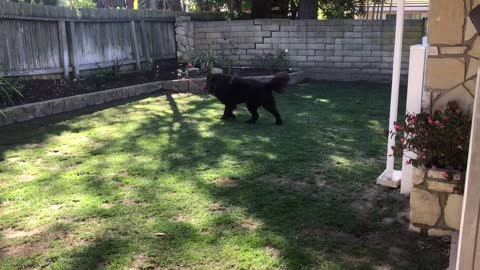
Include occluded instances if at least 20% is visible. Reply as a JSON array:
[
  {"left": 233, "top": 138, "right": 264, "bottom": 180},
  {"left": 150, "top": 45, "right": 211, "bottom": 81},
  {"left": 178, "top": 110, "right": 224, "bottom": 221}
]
[
  {"left": 3, "top": 60, "right": 178, "bottom": 109},
  {"left": 3, "top": 64, "right": 292, "bottom": 108}
]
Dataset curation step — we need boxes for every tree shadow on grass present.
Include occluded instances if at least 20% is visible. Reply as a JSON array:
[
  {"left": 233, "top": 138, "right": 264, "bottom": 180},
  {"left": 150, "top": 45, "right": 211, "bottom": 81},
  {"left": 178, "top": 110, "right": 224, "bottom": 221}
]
[
  {"left": 0, "top": 89, "right": 179, "bottom": 162},
  {"left": 0, "top": 83, "right": 448, "bottom": 270}
]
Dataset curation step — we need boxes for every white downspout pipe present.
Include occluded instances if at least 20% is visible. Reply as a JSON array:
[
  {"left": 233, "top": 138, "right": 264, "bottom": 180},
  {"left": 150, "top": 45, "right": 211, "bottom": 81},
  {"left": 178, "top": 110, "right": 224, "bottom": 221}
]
[{"left": 377, "top": 0, "right": 405, "bottom": 188}]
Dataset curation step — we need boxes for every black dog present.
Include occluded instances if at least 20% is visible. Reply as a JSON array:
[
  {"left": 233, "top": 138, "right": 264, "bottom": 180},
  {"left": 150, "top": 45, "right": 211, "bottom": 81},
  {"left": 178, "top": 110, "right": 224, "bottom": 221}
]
[{"left": 204, "top": 72, "right": 290, "bottom": 125}]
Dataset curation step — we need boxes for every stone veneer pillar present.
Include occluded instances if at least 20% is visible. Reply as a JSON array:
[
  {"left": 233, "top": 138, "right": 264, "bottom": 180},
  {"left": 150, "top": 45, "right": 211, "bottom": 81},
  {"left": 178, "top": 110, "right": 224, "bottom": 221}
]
[
  {"left": 175, "top": 16, "right": 195, "bottom": 64},
  {"left": 409, "top": 168, "right": 464, "bottom": 236},
  {"left": 425, "top": 0, "right": 478, "bottom": 112}
]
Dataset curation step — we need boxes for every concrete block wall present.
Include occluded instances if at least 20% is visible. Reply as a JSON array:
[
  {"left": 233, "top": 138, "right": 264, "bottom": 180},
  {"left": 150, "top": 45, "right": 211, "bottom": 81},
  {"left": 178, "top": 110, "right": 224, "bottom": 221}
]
[{"left": 181, "top": 19, "right": 424, "bottom": 83}]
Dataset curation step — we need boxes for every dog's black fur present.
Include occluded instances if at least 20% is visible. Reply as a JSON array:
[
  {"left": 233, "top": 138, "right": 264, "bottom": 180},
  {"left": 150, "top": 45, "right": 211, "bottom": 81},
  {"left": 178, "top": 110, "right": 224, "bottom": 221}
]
[{"left": 204, "top": 72, "right": 290, "bottom": 125}]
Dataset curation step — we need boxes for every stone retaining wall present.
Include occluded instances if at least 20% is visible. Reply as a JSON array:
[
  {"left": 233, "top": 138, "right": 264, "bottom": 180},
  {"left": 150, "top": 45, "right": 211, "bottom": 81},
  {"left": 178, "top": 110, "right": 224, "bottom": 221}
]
[
  {"left": 0, "top": 71, "right": 305, "bottom": 126},
  {"left": 176, "top": 18, "right": 424, "bottom": 83},
  {"left": 410, "top": 167, "right": 464, "bottom": 237},
  {"left": 0, "top": 80, "right": 185, "bottom": 126}
]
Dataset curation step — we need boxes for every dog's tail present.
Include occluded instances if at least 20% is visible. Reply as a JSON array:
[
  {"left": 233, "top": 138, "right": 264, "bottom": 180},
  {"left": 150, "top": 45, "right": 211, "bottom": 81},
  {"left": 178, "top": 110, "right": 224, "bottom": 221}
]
[{"left": 267, "top": 72, "right": 290, "bottom": 93}]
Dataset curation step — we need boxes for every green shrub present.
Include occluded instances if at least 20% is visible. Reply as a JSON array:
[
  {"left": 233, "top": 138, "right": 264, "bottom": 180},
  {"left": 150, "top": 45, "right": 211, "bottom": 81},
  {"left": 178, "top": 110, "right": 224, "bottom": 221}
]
[
  {"left": 0, "top": 76, "right": 23, "bottom": 109},
  {"left": 190, "top": 49, "right": 220, "bottom": 72},
  {"left": 392, "top": 101, "right": 472, "bottom": 171},
  {"left": 219, "top": 41, "right": 239, "bottom": 75},
  {"left": 90, "top": 61, "right": 122, "bottom": 82},
  {"left": 253, "top": 50, "right": 290, "bottom": 71},
  {"left": 141, "top": 58, "right": 154, "bottom": 73}
]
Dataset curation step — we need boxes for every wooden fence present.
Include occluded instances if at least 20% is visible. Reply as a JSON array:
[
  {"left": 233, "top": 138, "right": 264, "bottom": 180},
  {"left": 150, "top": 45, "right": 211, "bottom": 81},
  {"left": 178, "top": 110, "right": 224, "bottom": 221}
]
[{"left": 0, "top": 2, "right": 178, "bottom": 79}]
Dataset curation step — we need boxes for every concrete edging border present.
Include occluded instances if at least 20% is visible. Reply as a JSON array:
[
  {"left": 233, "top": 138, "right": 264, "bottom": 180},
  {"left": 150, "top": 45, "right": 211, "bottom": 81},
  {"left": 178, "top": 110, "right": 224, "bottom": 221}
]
[{"left": 0, "top": 71, "right": 305, "bottom": 126}]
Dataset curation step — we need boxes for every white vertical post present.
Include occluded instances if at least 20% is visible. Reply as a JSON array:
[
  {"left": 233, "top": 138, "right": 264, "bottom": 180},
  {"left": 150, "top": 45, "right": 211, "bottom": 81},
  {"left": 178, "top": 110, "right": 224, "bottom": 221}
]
[
  {"left": 456, "top": 66, "right": 480, "bottom": 270},
  {"left": 377, "top": 0, "right": 405, "bottom": 188},
  {"left": 400, "top": 45, "right": 427, "bottom": 194},
  {"left": 386, "top": 0, "right": 405, "bottom": 174}
]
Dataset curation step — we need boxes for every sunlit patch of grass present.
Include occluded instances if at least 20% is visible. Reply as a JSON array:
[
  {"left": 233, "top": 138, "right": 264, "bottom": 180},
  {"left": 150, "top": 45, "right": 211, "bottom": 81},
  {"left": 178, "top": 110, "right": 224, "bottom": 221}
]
[
  {"left": 0, "top": 83, "right": 448, "bottom": 270},
  {"left": 315, "top": 98, "right": 330, "bottom": 103}
]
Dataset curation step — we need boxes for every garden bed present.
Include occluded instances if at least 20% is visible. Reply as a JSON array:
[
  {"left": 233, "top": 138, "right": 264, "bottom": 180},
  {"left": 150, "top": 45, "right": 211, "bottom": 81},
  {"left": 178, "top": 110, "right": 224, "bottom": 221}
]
[
  {"left": 0, "top": 70, "right": 305, "bottom": 126},
  {"left": 3, "top": 66, "right": 297, "bottom": 109},
  {"left": 2, "top": 60, "right": 178, "bottom": 109}
]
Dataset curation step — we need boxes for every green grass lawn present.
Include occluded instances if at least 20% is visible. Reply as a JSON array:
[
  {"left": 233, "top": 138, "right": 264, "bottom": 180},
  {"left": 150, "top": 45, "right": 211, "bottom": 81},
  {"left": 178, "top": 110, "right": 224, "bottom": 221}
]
[{"left": 0, "top": 82, "right": 448, "bottom": 270}]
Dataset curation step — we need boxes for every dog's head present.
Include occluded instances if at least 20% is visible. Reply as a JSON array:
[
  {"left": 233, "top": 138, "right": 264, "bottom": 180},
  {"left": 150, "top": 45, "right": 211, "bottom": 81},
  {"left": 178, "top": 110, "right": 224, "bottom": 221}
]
[
  {"left": 203, "top": 68, "right": 224, "bottom": 94},
  {"left": 268, "top": 72, "right": 290, "bottom": 93},
  {"left": 204, "top": 73, "right": 219, "bottom": 94}
]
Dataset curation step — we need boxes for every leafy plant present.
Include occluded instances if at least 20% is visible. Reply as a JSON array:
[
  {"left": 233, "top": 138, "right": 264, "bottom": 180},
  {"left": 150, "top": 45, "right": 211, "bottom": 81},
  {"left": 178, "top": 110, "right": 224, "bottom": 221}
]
[
  {"left": 391, "top": 101, "right": 471, "bottom": 171},
  {"left": 190, "top": 49, "right": 220, "bottom": 72},
  {"left": 0, "top": 76, "right": 23, "bottom": 109},
  {"left": 223, "top": 10, "right": 250, "bottom": 20},
  {"left": 319, "top": 0, "right": 366, "bottom": 19},
  {"left": 58, "top": 0, "right": 96, "bottom": 8},
  {"left": 220, "top": 41, "right": 239, "bottom": 75},
  {"left": 253, "top": 50, "right": 290, "bottom": 71},
  {"left": 141, "top": 58, "right": 155, "bottom": 73},
  {"left": 177, "top": 63, "right": 191, "bottom": 79},
  {"left": 90, "top": 61, "right": 122, "bottom": 83}
]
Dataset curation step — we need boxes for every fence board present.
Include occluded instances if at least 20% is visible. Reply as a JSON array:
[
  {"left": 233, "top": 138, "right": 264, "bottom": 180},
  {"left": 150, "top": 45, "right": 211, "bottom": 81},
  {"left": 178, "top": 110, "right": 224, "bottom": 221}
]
[
  {"left": 0, "top": 19, "right": 61, "bottom": 73},
  {"left": 58, "top": 20, "right": 70, "bottom": 79},
  {"left": 130, "top": 21, "right": 141, "bottom": 70},
  {"left": 146, "top": 21, "right": 177, "bottom": 59},
  {"left": 0, "top": 2, "right": 177, "bottom": 78},
  {"left": 140, "top": 21, "right": 151, "bottom": 60},
  {"left": 68, "top": 21, "right": 80, "bottom": 78}
]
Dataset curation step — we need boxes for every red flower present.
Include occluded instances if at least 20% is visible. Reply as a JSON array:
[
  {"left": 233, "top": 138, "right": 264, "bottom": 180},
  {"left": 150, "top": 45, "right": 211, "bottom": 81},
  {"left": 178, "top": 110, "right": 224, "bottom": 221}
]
[
  {"left": 442, "top": 172, "right": 450, "bottom": 179},
  {"left": 453, "top": 186, "right": 458, "bottom": 193},
  {"left": 390, "top": 102, "right": 471, "bottom": 172}
]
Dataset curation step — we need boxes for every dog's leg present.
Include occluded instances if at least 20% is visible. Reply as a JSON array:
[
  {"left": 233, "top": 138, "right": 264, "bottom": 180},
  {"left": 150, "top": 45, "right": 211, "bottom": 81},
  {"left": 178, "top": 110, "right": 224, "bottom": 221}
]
[
  {"left": 245, "top": 104, "right": 259, "bottom": 124},
  {"left": 263, "top": 97, "right": 283, "bottom": 125},
  {"left": 263, "top": 100, "right": 283, "bottom": 125},
  {"left": 221, "top": 104, "right": 236, "bottom": 120}
]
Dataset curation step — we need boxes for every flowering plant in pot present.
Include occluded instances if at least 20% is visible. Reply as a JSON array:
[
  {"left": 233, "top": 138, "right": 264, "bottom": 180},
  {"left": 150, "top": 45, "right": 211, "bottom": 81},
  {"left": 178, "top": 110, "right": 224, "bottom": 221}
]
[{"left": 391, "top": 101, "right": 472, "bottom": 193}]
